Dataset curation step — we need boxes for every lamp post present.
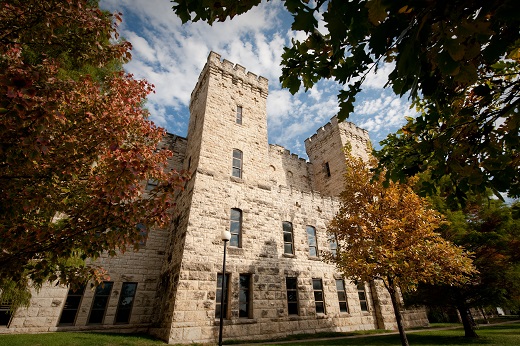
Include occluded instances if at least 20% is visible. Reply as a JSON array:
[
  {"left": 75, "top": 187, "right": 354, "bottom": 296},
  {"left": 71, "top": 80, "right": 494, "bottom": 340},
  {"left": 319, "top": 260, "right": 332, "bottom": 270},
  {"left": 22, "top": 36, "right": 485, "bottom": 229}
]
[{"left": 218, "top": 229, "right": 231, "bottom": 346}]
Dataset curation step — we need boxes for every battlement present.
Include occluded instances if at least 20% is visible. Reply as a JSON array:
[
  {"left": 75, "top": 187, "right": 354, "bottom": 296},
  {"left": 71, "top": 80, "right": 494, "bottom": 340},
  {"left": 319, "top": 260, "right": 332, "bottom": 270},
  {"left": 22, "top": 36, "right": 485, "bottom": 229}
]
[
  {"left": 269, "top": 144, "right": 308, "bottom": 164},
  {"left": 191, "top": 52, "right": 269, "bottom": 103},
  {"left": 209, "top": 52, "right": 268, "bottom": 89},
  {"left": 304, "top": 116, "right": 369, "bottom": 146}
]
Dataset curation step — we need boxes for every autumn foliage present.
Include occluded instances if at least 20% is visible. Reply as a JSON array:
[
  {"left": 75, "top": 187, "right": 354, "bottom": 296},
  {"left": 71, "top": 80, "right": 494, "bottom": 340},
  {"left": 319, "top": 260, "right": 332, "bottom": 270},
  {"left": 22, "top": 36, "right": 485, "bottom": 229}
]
[
  {"left": 327, "top": 149, "right": 475, "bottom": 346},
  {"left": 0, "top": 0, "right": 187, "bottom": 298}
]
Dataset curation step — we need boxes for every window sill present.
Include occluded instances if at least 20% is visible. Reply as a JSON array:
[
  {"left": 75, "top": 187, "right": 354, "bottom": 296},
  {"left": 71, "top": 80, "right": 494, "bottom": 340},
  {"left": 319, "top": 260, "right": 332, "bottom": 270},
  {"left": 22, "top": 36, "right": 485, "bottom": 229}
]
[
  {"left": 307, "top": 256, "right": 320, "bottom": 261},
  {"left": 214, "top": 318, "right": 257, "bottom": 325},
  {"left": 227, "top": 247, "right": 244, "bottom": 256},
  {"left": 230, "top": 176, "right": 244, "bottom": 183},
  {"left": 282, "top": 253, "right": 295, "bottom": 258}
]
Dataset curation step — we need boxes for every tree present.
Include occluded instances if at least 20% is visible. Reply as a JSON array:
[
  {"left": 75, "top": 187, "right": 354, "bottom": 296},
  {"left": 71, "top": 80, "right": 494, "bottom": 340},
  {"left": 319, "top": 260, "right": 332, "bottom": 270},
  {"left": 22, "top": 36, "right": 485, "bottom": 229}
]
[
  {"left": 406, "top": 195, "right": 520, "bottom": 337},
  {"left": 171, "top": 0, "right": 520, "bottom": 202},
  {"left": 0, "top": 0, "right": 187, "bottom": 305},
  {"left": 326, "top": 149, "right": 476, "bottom": 346}
]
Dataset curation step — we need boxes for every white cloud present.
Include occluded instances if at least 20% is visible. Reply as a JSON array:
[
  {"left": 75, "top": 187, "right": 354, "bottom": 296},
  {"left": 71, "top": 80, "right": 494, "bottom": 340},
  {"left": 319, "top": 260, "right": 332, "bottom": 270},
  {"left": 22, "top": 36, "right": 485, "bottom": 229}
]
[{"left": 100, "top": 0, "right": 407, "bottom": 157}]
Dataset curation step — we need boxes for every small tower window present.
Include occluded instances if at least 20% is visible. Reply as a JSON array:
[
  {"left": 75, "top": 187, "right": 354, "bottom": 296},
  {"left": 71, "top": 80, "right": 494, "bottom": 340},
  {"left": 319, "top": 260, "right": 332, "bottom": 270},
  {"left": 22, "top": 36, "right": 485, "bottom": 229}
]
[
  {"left": 324, "top": 162, "right": 331, "bottom": 177},
  {"left": 232, "top": 149, "right": 243, "bottom": 178},
  {"left": 236, "top": 106, "right": 243, "bottom": 125}
]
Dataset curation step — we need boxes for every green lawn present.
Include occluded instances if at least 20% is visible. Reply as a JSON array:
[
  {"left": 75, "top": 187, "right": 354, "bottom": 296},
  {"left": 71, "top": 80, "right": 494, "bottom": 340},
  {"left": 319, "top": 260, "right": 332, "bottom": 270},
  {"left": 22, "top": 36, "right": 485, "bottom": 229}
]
[
  {"left": 0, "top": 322, "right": 518, "bottom": 346},
  {"left": 272, "top": 322, "right": 520, "bottom": 346}
]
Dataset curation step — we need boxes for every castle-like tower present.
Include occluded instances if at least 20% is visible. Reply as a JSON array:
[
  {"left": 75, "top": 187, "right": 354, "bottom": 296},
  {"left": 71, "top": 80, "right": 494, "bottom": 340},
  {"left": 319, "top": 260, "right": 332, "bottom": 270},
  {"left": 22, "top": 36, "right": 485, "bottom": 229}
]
[{"left": 0, "top": 52, "right": 428, "bottom": 343}]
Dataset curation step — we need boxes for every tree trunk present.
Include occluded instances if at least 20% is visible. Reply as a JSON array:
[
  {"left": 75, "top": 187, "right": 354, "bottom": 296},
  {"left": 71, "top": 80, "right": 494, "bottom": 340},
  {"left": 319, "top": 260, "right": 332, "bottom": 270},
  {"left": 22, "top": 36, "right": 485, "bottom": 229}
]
[
  {"left": 457, "top": 305, "right": 478, "bottom": 337},
  {"left": 387, "top": 277, "right": 409, "bottom": 346}
]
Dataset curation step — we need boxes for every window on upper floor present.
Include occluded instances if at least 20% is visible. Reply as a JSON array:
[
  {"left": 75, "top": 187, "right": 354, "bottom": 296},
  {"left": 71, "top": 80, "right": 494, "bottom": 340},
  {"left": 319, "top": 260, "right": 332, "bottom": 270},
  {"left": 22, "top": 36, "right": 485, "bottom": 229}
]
[
  {"left": 58, "top": 285, "right": 85, "bottom": 326},
  {"left": 306, "top": 226, "right": 318, "bottom": 257},
  {"left": 230, "top": 208, "right": 242, "bottom": 247},
  {"left": 232, "top": 149, "right": 243, "bottom": 178},
  {"left": 136, "top": 223, "right": 147, "bottom": 246},
  {"left": 324, "top": 162, "right": 331, "bottom": 177},
  {"left": 328, "top": 234, "right": 338, "bottom": 256},
  {"left": 236, "top": 105, "right": 243, "bottom": 125},
  {"left": 283, "top": 221, "right": 294, "bottom": 255}
]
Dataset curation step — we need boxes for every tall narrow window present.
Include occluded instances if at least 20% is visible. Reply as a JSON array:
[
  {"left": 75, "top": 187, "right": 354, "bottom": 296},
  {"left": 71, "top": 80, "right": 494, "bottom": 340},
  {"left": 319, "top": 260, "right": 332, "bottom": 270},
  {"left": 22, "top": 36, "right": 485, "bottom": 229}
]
[
  {"left": 336, "top": 279, "right": 348, "bottom": 313},
  {"left": 215, "top": 273, "right": 229, "bottom": 319},
  {"left": 236, "top": 106, "right": 243, "bottom": 124},
  {"left": 306, "top": 226, "right": 318, "bottom": 257},
  {"left": 115, "top": 282, "right": 137, "bottom": 324},
  {"left": 232, "top": 149, "right": 243, "bottom": 178},
  {"left": 239, "top": 274, "right": 251, "bottom": 318},
  {"left": 230, "top": 208, "right": 242, "bottom": 247},
  {"left": 324, "top": 162, "right": 331, "bottom": 177},
  {"left": 136, "top": 223, "right": 147, "bottom": 246},
  {"left": 0, "top": 301, "right": 12, "bottom": 326},
  {"left": 328, "top": 234, "right": 338, "bottom": 256},
  {"left": 357, "top": 283, "right": 368, "bottom": 312},
  {"left": 313, "top": 279, "right": 325, "bottom": 314},
  {"left": 283, "top": 221, "right": 294, "bottom": 255},
  {"left": 88, "top": 281, "right": 113, "bottom": 324},
  {"left": 286, "top": 277, "right": 299, "bottom": 315},
  {"left": 58, "top": 285, "right": 85, "bottom": 325}
]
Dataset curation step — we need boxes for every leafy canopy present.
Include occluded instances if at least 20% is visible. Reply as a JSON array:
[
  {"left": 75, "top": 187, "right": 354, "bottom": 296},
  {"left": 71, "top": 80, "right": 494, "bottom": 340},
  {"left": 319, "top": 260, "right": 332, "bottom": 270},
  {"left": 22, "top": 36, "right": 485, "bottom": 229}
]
[
  {"left": 0, "top": 0, "right": 187, "bottom": 300},
  {"left": 327, "top": 149, "right": 476, "bottom": 293},
  {"left": 171, "top": 0, "right": 520, "bottom": 203}
]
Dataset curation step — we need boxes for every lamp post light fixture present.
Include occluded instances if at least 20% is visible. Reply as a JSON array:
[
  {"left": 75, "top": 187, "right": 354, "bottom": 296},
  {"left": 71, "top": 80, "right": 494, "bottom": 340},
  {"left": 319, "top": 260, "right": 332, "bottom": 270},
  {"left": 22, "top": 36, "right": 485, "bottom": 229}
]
[{"left": 218, "top": 229, "right": 231, "bottom": 346}]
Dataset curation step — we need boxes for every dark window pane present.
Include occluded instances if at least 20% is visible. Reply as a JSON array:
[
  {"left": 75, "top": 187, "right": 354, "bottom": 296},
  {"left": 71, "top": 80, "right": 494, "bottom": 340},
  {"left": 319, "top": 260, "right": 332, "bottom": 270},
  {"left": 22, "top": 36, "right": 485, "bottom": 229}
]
[
  {"left": 315, "top": 302, "right": 325, "bottom": 314},
  {"left": 283, "top": 232, "right": 293, "bottom": 243},
  {"left": 339, "top": 302, "right": 348, "bottom": 313},
  {"left": 115, "top": 283, "right": 137, "bottom": 324},
  {"left": 88, "top": 282, "right": 113, "bottom": 324},
  {"left": 336, "top": 280, "right": 345, "bottom": 291},
  {"left": 360, "top": 301, "right": 368, "bottom": 311},
  {"left": 230, "top": 234, "right": 239, "bottom": 247},
  {"left": 0, "top": 302, "right": 12, "bottom": 326},
  {"left": 284, "top": 243, "right": 293, "bottom": 254},
  {"left": 337, "top": 292, "right": 346, "bottom": 302},
  {"left": 313, "top": 279, "right": 323, "bottom": 290},
  {"left": 314, "top": 291, "right": 324, "bottom": 301},
  {"left": 59, "top": 286, "right": 85, "bottom": 326},
  {"left": 288, "top": 303, "right": 298, "bottom": 315},
  {"left": 287, "top": 291, "right": 298, "bottom": 302},
  {"left": 286, "top": 278, "right": 297, "bottom": 290}
]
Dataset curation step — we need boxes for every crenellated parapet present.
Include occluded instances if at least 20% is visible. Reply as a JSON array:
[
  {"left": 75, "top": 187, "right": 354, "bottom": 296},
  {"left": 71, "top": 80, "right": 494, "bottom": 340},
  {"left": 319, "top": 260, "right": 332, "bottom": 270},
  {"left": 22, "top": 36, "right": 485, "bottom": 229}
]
[
  {"left": 191, "top": 51, "right": 268, "bottom": 104},
  {"left": 304, "top": 116, "right": 369, "bottom": 148}
]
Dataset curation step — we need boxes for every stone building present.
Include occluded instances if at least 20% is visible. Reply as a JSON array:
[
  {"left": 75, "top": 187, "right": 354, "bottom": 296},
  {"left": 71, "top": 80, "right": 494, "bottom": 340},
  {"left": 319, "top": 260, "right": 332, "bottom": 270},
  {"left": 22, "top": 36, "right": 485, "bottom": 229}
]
[{"left": 0, "top": 52, "right": 428, "bottom": 343}]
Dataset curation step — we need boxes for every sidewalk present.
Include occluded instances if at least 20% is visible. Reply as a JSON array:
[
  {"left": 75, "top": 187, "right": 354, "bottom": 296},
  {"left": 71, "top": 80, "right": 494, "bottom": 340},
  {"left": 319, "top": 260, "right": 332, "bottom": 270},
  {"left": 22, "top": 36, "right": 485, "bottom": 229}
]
[{"left": 231, "top": 319, "right": 520, "bottom": 345}]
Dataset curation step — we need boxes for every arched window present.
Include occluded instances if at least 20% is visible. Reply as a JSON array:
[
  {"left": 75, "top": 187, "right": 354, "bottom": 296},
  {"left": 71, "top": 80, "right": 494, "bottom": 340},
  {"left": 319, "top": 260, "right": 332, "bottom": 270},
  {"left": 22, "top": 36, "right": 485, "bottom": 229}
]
[
  {"left": 232, "top": 149, "right": 243, "bottom": 178},
  {"left": 230, "top": 208, "right": 242, "bottom": 247},
  {"left": 306, "top": 226, "right": 318, "bottom": 257}
]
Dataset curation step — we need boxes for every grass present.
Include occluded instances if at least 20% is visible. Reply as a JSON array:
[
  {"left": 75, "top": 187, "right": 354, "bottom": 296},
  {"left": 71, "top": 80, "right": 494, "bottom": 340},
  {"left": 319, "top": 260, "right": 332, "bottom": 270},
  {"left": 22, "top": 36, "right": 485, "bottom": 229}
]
[
  {"left": 270, "top": 322, "right": 520, "bottom": 346},
  {"left": 0, "top": 332, "right": 166, "bottom": 346},
  {"left": 0, "top": 321, "right": 518, "bottom": 346}
]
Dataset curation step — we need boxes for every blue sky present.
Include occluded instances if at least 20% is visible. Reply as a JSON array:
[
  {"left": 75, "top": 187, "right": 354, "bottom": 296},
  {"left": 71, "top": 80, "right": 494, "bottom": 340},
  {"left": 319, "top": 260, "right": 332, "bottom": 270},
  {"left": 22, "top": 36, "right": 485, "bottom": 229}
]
[{"left": 100, "top": 0, "right": 416, "bottom": 159}]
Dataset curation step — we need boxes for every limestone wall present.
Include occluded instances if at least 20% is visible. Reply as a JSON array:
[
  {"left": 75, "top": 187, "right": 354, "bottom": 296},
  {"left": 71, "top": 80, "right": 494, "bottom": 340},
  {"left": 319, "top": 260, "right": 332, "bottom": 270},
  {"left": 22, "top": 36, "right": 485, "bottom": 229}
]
[{"left": 165, "top": 172, "right": 386, "bottom": 343}]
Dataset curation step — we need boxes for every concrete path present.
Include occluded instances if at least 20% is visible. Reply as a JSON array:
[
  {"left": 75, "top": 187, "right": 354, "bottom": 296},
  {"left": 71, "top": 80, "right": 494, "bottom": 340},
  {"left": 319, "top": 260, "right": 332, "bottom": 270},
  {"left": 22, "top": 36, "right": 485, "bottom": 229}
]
[{"left": 231, "top": 319, "right": 520, "bottom": 345}]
